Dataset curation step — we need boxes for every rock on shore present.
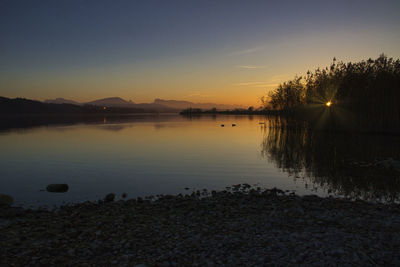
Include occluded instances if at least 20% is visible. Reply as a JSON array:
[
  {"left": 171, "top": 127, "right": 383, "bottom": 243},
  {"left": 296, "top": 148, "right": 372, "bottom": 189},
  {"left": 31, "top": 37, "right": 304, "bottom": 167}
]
[
  {"left": 46, "top": 184, "right": 69, "bottom": 193},
  {"left": 1, "top": 186, "right": 399, "bottom": 266},
  {"left": 0, "top": 194, "right": 13, "bottom": 206}
]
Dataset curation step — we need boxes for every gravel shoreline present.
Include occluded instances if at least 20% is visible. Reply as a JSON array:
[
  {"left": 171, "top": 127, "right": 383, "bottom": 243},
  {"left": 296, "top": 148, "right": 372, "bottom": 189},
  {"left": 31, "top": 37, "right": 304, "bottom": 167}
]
[{"left": 1, "top": 186, "right": 400, "bottom": 266}]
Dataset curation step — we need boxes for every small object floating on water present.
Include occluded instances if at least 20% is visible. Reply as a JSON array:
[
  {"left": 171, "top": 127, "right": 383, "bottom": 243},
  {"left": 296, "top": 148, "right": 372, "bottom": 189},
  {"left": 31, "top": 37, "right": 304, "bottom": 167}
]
[
  {"left": 184, "top": 187, "right": 190, "bottom": 190},
  {"left": 0, "top": 194, "right": 13, "bottom": 206},
  {"left": 221, "top": 124, "right": 225, "bottom": 127},
  {"left": 232, "top": 124, "right": 236, "bottom": 127},
  {"left": 46, "top": 184, "right": 69, "bottom": 193}
]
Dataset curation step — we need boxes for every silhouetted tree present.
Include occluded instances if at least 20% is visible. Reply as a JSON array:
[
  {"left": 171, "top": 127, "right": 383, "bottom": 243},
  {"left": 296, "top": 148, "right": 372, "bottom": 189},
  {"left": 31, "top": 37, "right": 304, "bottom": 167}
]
[
  {"left": 263, "top": 55, "right": 400, "bottom": 132},
  {"left": 268, "top": 76, "right": 305, "bottom": 110}
]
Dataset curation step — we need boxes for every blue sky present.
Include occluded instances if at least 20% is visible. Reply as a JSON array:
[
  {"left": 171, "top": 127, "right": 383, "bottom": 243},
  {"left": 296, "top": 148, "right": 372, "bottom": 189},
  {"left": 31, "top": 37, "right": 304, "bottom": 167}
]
[{"left": 1, "top": 0, "right": 399, "bottom": 105}]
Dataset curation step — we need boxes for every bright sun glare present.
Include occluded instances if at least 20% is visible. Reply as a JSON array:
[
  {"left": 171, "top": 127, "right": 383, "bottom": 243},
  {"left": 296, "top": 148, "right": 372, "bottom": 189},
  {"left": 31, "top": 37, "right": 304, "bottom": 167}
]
[{"left": 326, "top": 101, "right": 332, "bottom": 107}]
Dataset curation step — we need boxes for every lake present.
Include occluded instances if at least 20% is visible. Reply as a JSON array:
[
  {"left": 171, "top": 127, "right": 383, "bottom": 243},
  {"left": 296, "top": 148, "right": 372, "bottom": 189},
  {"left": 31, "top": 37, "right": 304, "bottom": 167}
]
[{"left": 1, "top": 114, "right": 399, "bottom": 207}]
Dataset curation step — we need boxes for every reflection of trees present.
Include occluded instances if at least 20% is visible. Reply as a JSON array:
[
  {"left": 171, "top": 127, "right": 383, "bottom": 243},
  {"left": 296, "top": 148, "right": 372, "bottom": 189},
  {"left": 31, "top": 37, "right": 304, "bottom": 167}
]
[
  {"left": 261, "top": 117, "right": 307, "bottom": 177},
  {"left": 261, "top": 116, "right": 400, "bottom": 201}
]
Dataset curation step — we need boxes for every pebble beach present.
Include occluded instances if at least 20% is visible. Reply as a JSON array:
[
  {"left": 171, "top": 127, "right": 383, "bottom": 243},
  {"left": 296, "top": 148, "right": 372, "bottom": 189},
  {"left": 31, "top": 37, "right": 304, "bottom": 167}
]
[{"left": 1, "top": 185, "right": 400, "bottom": 266}]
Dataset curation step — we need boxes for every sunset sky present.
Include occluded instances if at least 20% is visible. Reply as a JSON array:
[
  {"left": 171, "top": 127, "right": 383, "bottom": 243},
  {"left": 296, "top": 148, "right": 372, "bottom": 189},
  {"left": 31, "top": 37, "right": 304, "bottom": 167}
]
[{"left": 1, "top": 0, "right": 399, "bottom": 107}]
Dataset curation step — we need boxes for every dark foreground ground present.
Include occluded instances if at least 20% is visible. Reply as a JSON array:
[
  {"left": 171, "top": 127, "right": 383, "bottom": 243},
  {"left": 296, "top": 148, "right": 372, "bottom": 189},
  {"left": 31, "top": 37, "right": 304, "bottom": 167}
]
[{"left": 1, "top": 186, "right": 400, "bottom": 266}]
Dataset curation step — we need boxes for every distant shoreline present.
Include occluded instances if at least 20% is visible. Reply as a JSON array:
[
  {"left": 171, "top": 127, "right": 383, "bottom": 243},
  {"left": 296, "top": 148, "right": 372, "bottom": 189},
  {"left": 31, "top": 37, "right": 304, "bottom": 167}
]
[{"left": 179, "top": 107, "right": 273, "bottom": 116}]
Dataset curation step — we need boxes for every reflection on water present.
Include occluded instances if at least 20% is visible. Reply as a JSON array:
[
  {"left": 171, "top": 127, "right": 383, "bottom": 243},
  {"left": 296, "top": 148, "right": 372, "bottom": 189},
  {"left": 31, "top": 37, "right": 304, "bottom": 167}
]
[
  {"left": 1, "top": 114, "right": 299, "bottom": 207},
  {"left": 0, "top": 113, "right": 186, "bottom": 133},
  {"left": 261, "top": 116, "right": 400, "bottom": 202},
  {"left": 0, "top": 114, "right": 399, "bottom": 207}
]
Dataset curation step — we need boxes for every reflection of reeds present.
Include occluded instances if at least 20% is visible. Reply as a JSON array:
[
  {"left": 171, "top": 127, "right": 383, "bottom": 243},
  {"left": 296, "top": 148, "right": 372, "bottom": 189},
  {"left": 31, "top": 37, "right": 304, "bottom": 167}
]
[
  {"left": 261, "top": 116, "right": 307, "bottom": 176},
  {"left": 261, "top": 116, "right": 400, "bottom": 201}
]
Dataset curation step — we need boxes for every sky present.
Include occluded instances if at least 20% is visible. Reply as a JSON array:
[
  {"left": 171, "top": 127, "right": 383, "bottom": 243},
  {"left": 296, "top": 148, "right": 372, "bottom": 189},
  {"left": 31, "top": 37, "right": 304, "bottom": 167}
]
[{"left": 1, "top": 0, "right": 400, "bottom": 107}]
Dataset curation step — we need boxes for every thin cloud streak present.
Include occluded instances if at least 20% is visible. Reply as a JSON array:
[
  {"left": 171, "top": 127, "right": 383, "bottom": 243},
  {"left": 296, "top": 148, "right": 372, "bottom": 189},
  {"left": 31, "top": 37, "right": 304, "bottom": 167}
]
[
  {"left": 229, "top": 45, "right": 266, "bottom": 56},
  {"left": 236, "top": 65, "right": 265, "bottom": 69}
]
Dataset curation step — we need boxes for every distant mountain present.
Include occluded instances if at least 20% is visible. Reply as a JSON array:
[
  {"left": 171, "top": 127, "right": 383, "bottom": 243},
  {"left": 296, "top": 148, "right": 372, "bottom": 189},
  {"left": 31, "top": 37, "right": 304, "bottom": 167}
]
[
  {"left": 38, "top": 96, "right": 244, "bottom": 112},
  {"left": 84, "top": 97, "right": 134, "bottom": 107},
  {"left": 42, "top": 96, "right": 243, "bottom": 110},
  {"left": 0, "top": 96, "right": 146, "bottom": 114},
  {"left": 44, "top": 98, "right": 81, "bottom": 105},
  {"left": 83, "top": 97, "right": 178, "bottom": 112},
  {"left": 153, "top": 98, "right": 243, "bottom": 110},
  {"left": 1, "top": 97, "right": 82, "bottom": 114},
  {"left": 1, "top": 96, "right": 245, "bottom": 115}
]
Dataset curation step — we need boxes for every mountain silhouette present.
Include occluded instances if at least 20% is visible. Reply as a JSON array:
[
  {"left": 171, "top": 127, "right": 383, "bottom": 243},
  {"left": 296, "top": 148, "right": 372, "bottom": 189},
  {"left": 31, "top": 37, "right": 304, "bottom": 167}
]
[
  {"left": 41, "top": 97, "right": 242, "bottom": 110},
  {"left": 1, "top": 96, "right": 243, "bottom": 115},
  {"left": 0, "top": 97, "right": 149, "bottom": 114},
  {"left": 85, "top": 97, "right": 135, "bottom": 107},
  {"left": 44, "top": 98, "right": 81, "bottom": 105},
  {"left": 0, "top": 97, "right": 83, "bottom": 114}
]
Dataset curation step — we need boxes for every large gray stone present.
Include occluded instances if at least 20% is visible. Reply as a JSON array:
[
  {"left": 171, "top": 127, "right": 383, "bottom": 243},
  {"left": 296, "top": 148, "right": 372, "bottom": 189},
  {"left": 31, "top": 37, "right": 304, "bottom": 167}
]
[
  {"left": 46, "top": 184, "right": 69, "bottom": 193},
  {"left": 104, "top": 193, "right": 115, "bottom": 202},
  {"left": 0, "top": 194, "right": 13, "bottom": 206}
]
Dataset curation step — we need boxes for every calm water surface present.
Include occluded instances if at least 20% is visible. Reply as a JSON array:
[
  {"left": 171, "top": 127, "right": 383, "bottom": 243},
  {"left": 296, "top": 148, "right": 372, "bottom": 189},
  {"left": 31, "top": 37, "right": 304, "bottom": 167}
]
[{"left": 1, "top": 114, "right": 399, "bottom": 207}]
